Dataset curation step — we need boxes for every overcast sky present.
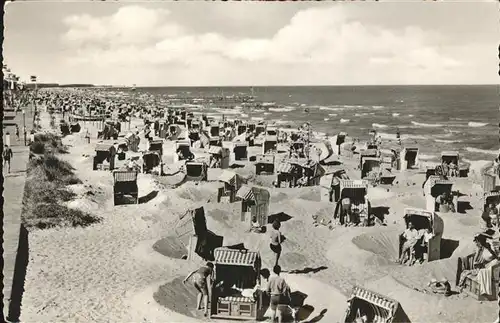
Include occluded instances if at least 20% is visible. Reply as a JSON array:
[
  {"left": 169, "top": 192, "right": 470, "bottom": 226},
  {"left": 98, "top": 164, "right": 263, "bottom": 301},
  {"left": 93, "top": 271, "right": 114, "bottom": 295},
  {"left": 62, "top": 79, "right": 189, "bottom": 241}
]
[{"left": 4, "top": 1, "right": 499, "bottom": 86}]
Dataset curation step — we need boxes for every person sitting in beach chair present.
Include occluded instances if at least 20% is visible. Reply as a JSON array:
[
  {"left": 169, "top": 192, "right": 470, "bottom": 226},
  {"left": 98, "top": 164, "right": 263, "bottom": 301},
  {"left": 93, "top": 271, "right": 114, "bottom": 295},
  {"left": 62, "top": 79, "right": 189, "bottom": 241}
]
[
  {"left": 251, "top": 216, "right": 262, "bottom": 233},
  {"left": 488, "top": 204, "right": 500, "bottom": 228},
  {"left": 350, "top": 207, "right": 361, "bottom": 226},
  {"left": 441, "top": 162, "right": 449, "bottom": 178},
  {"left": 449, "top": 161, "right": 458, "bottom": 177},
  {"left": 296, "top": 177, "right": 307, "bottom": 188},
  {"left": 399, "top": 221, "right": 420, "bottom": 265},
  {"left": 458, "top": 233, "right": 500, "bottom": 291},
  {"left": 416, "top": 227, "right": 434, "bottom": 263},
  {"left": 436, "top": 192, "right": 455, "bottom": 213}
]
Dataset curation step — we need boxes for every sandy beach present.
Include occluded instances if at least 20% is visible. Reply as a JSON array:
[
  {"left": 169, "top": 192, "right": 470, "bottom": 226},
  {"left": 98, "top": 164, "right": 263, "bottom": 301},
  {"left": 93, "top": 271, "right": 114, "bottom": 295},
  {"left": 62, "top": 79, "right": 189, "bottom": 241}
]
[{"left": 15, "top": 107, "right": 498, "bottom": 323}]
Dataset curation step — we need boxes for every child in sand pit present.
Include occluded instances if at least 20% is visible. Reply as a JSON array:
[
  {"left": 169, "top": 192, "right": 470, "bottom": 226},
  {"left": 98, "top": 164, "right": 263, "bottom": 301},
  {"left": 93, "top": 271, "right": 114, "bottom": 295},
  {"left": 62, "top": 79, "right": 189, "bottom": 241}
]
[{"left": 183, "top": 262, "right": 214, "bottom": 317}]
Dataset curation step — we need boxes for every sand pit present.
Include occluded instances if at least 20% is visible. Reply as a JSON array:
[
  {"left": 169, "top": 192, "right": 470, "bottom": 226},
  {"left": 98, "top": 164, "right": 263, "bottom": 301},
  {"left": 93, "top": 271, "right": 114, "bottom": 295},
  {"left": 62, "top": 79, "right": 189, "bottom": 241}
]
[
  {"left": 153, "top": 236, "right": 188, "bottom": 260},
  {"left": 175, "top": 182, "right": 219, "bottom": 202},
  {"left": 352, "top": 230, "right": 400, "bottom": 266},
  {"left": 154, "top": 277, "right": 208, "bottom": 320},
  {"left": 153, "top": 274, "right": 346, "bottom": 323},
  {"left": 364, "top": 275, "right": 497, "bottom": 323}
]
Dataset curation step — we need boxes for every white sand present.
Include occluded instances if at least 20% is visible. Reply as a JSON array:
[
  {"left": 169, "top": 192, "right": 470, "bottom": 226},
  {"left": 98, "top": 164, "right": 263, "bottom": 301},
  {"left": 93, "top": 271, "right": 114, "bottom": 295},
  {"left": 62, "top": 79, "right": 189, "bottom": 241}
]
[{"left": 20, "top": 112, "right": 498, "bottom": 322}]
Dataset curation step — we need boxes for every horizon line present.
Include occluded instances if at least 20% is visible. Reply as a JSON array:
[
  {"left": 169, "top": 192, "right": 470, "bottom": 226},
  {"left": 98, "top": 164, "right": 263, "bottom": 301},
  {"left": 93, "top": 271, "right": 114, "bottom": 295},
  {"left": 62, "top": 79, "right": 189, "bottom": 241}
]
[{"left": 31, "top": 83, "right": 500, "bottom": 87}]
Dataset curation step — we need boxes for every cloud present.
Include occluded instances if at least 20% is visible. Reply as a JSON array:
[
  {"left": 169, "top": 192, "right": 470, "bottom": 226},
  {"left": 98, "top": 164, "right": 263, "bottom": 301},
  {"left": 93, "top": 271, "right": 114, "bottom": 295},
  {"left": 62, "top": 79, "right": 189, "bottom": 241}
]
[
  {"left": 60, "top": 4, "right": 481, "bottom": 85},
  {"left": 63, "top": 6, "right": 182, "bottom": 47},
  {"left": 62, "top": 5, "right": 461, "bottom": 70}
]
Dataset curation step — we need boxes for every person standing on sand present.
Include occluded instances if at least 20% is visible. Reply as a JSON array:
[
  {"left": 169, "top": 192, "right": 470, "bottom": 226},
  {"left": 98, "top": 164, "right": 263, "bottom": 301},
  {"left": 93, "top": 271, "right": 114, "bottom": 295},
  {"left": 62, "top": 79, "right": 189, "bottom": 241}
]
[
  {"left": 270, "top": 220, "right": 284, "bottom": 267},
  {"left": 267, "top": 265, "right": 291, "bottom": 323},
  {"left": 3, "top": 145, "right": 13, "bottom": 173},
  {"left": 183, "top": 262, "right": 214, "bottom": 317}
]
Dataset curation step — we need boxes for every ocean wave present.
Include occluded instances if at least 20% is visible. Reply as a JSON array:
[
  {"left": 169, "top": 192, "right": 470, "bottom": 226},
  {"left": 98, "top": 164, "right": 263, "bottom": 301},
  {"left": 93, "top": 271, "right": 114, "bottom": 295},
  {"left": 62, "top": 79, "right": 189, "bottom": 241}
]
[
  {"left": 411, "top": 121, "right": 444, "bottom": 128},
  {"left": 468, "top": 122, "right": 488, "bottom": 128},
  {"left": 465, "top": 147, "right": 498, "bottom": 155},
  {"left": 251, "top": 117, "right": 264, "bottom": 121},
  {"left": 275, "top": 120, "right": 289, "bottom": 125},
  {"left": 434, "top": 139, "right": 462, "bottom": 143},
  {"left": 241, "top": 114, "right": 249, "bottom": 118},
  {"left": 319, "top": 106, "right": 345, "bottom": 111},
  {"left": 340, "top": 119, "right": 350, "bottom": 123},
  {"left": 372, "top": 105, "right": 385, "bottom": 110},
  {"left": 408, "top": 114, "right": 414, "bottom": 117},
  {"left": 392, "top": 113, "right": 400, "bottom": 117},
  {"left": 378, "top": 132, "right": 428, "bottom": 141},
  {"left": 372, "top": 123, "right": 388, "bottom": 129},
  {"left": 269, "top": 107, "right": 295, "bottom": 112},
  {"left": 263, "top": 112, "right": 271, "bottom": 115},
  {"left": 328, "top": 113, "right": 338, "bottom": 117},
  {"left": 214, "top": 109, "right": 241, "bottom": 115},
  {"left": 324, "top": 118, "right": 330, "bottom": 121},
  {"left": 418, "top": 154, "right": 437, "bottom": 160}
]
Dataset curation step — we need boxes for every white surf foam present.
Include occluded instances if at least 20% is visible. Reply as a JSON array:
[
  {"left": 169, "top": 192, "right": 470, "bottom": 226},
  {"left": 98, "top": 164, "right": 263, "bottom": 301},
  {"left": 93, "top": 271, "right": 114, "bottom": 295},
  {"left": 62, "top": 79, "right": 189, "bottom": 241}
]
[
  {"left": 328, "top": 113, "right": 338, "bottom": 117},
  {"left": 324, "top": 118, "right": 330, "bottom": 121},
  {"left": 434, "top": 139, "right": 462, "bottom": 143},
  {"left": 411, "top": 121, "right": 444, "bottom": 128},
  {"left": 275, "top": 120, "right": 289, "bottom": 125},
  {"left": 251, "top": 117, "right": 263, "bottom": 121},
  {"left": 378, "top": 132, "right": 428, "bottom": 141},
  {"left": 392, "top": 113, "right": 400, "bottom": 117},
  {"left": 340, "top": 119, "right": 350, "bottom": 123},
  {"left": 372, "top": 105, "right": 385, "bottom": 110},
  {"left": 466, "top": 147, "right": 498, "bottom": 155},
  {"left": 372, "top": 123, "right": 388, "bottom": 129},
  {"left": 319, "top": 106, "right": 345, "bottom": 111},
  {"left": 269, "top": 107, "right": 295, "bottom": 112},
  {"left": 468, "top": 122, "right": 488, "bottom": 128},
  {"left": 418, "top": 154, "right": 437, "bottom": 160}
]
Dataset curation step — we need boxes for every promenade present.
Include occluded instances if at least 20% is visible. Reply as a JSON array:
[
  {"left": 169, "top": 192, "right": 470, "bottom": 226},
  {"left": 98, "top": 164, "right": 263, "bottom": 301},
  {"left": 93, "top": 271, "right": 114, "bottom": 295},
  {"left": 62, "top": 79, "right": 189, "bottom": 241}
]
[{"left": 3, "top": 107, "right": 33, "bottom": 322}]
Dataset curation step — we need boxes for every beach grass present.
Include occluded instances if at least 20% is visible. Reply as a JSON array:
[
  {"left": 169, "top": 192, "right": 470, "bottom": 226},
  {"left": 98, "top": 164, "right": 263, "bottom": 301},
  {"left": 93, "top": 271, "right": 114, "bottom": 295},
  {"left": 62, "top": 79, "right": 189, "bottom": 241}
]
[
  {"left": 30, "top": 132, "right": 69, "bottom": 154},
  {"left": 22, "top": 135, "right": 100, "bottom": 229}
]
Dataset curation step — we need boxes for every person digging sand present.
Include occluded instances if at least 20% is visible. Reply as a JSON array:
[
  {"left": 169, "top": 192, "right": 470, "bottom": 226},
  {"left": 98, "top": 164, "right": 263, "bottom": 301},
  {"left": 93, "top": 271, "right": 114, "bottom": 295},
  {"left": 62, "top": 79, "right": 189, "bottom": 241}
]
[{"left": 183, "top": 262, "right": 214, "bottom": 317}]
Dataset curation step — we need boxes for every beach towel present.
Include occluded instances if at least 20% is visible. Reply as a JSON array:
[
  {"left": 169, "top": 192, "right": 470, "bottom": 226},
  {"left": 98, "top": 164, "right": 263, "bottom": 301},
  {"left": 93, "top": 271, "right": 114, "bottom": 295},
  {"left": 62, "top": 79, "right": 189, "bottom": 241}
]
[{"left": 477, "top": 267, "right": 493, "bottom": 295}]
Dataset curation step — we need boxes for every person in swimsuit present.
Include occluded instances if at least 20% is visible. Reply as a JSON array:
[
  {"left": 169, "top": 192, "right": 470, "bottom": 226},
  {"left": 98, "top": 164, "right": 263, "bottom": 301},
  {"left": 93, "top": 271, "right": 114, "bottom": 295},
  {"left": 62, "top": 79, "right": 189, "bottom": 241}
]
[
  {"left": 183, "top": 262, "right": 214, "bottom": 317},
  {"left": 267, "top": 265, "right": 290, "bottom": 323},
  {"left": 270, "top": 220, "right": 283, "bottom": 267}
]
